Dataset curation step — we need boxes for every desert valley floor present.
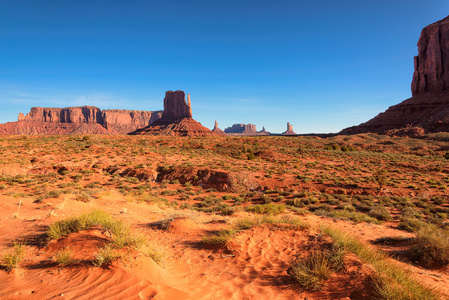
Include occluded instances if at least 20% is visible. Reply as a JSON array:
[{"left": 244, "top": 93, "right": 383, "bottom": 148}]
[{"left": 0, "top": 133, "right": 449, "bottom": 299}]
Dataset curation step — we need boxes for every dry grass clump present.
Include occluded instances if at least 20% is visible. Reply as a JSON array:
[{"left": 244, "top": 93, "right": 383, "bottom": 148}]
[
  {"left": 146, "top": 248, "right": 164, "bottom": 265},
  {"left": 409, "top": 223, "right": 449, "bottom": 266},
  {"left": 291, "top": 245, "right": 345, "bottom": 291},
  {"left": 48, "top": 210, "right": 147, "bottom": 267},
  {"left": 93, "top": 245, "right": 120, "bottom": 267},
  {"left": 0, "top": 242, "right": 26, "bottom": 271},
  {"left": 47, "top": 209, "right": 145, "bottom": 249},
  {"left": 246, "top": 203, "right": 286, "bottom": 215},
  {"left": 54, "top": 247, "right": 74, "bottom": 266}
]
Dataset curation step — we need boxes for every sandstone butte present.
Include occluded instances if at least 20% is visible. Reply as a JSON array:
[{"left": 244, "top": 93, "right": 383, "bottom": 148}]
[
  {"left": 0, "top": 106, "right": 162, "bottom": 135},
  {"left": 129, "top": 90, "right": 218, "bottom": 136},
  {"left": 282, "top": 122, "right": 297, "bottom": 136},
  {"left": 341, "top": 15, "right": 449, "bottom": 136}
]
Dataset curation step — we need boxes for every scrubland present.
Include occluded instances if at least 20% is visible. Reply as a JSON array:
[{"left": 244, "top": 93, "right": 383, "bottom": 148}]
[{"left": 0, "top": 133, "right": 448, "bottom": 299}]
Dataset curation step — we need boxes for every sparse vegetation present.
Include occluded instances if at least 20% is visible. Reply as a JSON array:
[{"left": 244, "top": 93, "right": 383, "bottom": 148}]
[
  {"left": 54, "top": 247, "right": 74, "bottom": 266},
  {"left": 1, "top": 242, "right": 26, "bottom": 271}
]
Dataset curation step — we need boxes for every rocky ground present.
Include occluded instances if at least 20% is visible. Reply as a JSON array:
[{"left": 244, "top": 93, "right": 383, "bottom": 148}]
[{"left": 0, "top": 133, "right": 448, "bottom": 299}]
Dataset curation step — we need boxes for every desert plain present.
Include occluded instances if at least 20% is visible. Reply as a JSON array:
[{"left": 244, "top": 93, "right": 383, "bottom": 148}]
[{"left": 0, "top": 133, "right": 448, "bottom": 299}]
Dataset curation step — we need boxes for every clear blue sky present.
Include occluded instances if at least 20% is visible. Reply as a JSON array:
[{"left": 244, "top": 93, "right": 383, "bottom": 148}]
[{"left": 0, "top": 0, "right": 447, "bottom": 133}]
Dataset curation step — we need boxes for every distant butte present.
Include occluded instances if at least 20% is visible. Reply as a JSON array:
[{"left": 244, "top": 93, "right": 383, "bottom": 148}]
[
  {"left": 0, "top": 106, "right": 162, "bottom": 135},
  {"left": 341, "top": 15, "right": 449, "bottom": 136},
  {"left": 212, "top": 120, "right": 227, "bottom": 136},
  {"left": 129, "top": 91, "right": 218, "bottom": 136},
  {"left": 282, "top": 122, "right": 297, "bottom": 135}
]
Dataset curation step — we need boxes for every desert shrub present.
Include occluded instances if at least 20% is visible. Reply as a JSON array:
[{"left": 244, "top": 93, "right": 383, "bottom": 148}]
[
  {"left": 409, "top": 223, "right": 449, "bottom": 266},
  {"left": 0, "top": 242, "right": 26, "bottom": 271},
  {"left": 202, "top": 229, "right": 235, "bottom": 245},
  {"left": 74, "top": 191, "right": 92, "bottom": 202},
  {"left": 286, "top": 198, "right": 305, "bottom": 207},
  {"left": 218, "top": 204, "right": 235, "bottom": 216},
  {"left": 315, "top": 209, "right": 379, "bottom": 224},
  {"left": 397, "top": 217, "right": 426, "bottom": 232},
  {"left": 180, "top": 203, "right": 193, "bottom": 210},
  {"left": 368, "top": 206, "right": 392, "bottom": 221},
  {"left": 431, "top": 196, "right": 446, "bottom": 205},
  {"left": 372, "top": 168, "right": 388, "bottom": 189},
  {"left": 336, "top": 203, "right": 356, "bottom": 212},
  {"left": 247, "top": 153, "right": 256, "bottom": 160},
  {"left": 246, "top": 203, "right": 286, "bottom": 215}
]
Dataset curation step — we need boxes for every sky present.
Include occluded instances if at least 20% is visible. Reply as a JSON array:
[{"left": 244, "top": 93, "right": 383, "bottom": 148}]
[{"left": 0, "top": 0, "right": 447, "bottom": 134}]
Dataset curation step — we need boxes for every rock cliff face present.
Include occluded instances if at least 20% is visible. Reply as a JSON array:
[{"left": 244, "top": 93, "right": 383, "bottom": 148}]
[
  {"left": 340, "top": 15, "right": 449, "bottom": 135},
  {"left": 412, "top": 16, "right": 449, "bottom": 95},
  {"left": 20, "top": 106, "right": 103, "bottom": 124},
  {"left": 224, "top": 124, "right": 257, "bottom": 134},
  {"left": 102, "top": 109, "right": 162, "bottom": 133},
  {"left": 130, "top": 91, "right": 218, "bottom": 136},
  {"left": 0, "top": 106, "right": 162, "bottom": 135}
]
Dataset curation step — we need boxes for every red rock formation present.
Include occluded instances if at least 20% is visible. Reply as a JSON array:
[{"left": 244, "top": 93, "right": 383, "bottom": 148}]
[
  {"left": 0, "top": 106, "right": 162, "bottom": 135},
  {"left": 130, "top": 91, "right": 218, "bottom": 136},
  {"left": 224, "top": 124, "right": 257, "bottom": 134},
  {"left": 282, "top": 122, "right": 297, "bottom": 135},
  {"left": 340, "top": 15, "right": 449, "bottom": 135},
  {"left": 212, "top": 120, "right": 227, "bottom": 136},
  {"left": 412, "top": 16, "right": 449, "bottom": 95},
  {"left": 257, "top": 126, "right": 271, "bottom": 135},
  {"left": 162, "top": 90, "right": 192, "bottom": 119}
]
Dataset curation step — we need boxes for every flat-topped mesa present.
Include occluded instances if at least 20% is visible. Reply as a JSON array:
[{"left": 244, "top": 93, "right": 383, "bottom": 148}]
[
  {"left": 20, "top": 106, "right": 103, "bottom": 124},
  {"left": 412, "top": 16, "right": 449, "bottom": 95},
  {"left": 2, "top": 106, "right": 162, "bottom": 135},
  {"left": 224, "top": 124, "right": 257, "bottom": 134},
  {"left": 163, "top": 90, "right": 192, "bottom": 119}
]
